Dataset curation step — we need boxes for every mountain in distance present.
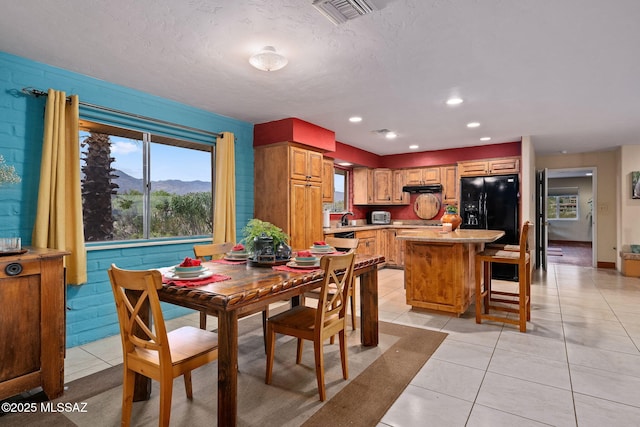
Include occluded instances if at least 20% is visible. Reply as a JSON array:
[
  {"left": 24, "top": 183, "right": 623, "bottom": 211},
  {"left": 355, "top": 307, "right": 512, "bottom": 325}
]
[{"left": 112, "top": 169, "right": 211, "bottom": 195}]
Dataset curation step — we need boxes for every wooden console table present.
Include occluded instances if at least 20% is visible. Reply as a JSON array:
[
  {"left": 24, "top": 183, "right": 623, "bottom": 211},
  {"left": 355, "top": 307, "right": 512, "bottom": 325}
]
[{"left": 0, "top": 247, "right": 69, "bottom": 400}]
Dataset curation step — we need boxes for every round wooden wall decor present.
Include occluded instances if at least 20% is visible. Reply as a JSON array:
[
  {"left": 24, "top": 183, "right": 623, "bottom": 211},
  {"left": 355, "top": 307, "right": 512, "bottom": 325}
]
[{"left": 413, "top": 193, "right": 441, "bottom": 219}]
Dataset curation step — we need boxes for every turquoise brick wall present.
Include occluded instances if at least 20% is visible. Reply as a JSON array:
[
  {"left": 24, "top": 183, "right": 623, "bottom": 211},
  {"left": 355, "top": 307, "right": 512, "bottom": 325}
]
[{"left": 0, "top": 51, "right": 254, "bottom": 347}]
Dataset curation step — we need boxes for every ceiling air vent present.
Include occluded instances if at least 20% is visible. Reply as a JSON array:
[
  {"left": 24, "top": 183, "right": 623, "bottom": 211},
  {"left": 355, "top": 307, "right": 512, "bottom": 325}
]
[{"left": 312, "top": 0, "right": 378, "bottom": 25}]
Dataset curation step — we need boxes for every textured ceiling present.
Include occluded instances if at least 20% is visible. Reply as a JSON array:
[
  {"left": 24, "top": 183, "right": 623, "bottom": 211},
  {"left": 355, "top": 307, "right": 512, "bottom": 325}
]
[{"left": 1, "top": 0, "right": 639, "bottom": 156}]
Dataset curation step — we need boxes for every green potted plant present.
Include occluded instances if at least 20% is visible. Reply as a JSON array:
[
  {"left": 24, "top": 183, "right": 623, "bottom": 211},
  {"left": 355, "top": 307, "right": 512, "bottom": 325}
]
[
  {"left": 241, "top": 219, "right": 290, "bottom": 259},
  {"left": 441, "top": 205, "right": 462, "bottom": 230}
]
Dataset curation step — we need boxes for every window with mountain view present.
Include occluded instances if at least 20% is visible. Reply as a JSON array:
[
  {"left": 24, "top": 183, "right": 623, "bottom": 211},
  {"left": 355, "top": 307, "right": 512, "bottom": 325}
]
[{"left": 80, "top": 120, "right": 213, "bottom": 242}]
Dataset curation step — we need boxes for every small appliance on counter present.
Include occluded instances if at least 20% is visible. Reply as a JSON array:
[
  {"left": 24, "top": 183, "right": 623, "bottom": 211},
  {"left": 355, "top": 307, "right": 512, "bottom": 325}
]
[{"left": 367, "top": 211, "right": 391, "bottom": 225}]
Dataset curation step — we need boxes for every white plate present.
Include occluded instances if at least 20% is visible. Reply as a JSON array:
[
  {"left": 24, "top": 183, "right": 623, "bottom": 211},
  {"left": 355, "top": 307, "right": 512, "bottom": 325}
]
[
  {"left": 165, "top": 270, "right": 214, "bottom": 281},
  {"left": 225, "top": 252, "right": 250, "bottom": 259},
  {"left": 286, "top": 261, "right": 321, "bottom": 269},
  {"left": 293, "top": 258, "right": 319, "bottom": 265}
]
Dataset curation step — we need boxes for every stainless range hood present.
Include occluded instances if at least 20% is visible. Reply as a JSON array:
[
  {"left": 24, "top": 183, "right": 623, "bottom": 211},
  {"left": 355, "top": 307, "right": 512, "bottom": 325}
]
[{"left": 402, "top": 184, "right": 442, "bottom": 194}]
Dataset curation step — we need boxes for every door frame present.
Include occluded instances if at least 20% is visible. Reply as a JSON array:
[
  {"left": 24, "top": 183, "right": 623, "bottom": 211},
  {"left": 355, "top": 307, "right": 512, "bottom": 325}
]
[{"left": 536, "top": 167, "right": 597, "bottom": 268}]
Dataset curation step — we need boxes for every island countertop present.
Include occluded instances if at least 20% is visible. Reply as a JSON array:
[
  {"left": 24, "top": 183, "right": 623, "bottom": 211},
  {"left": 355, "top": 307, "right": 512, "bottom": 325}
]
[{"left": 396, "top": 228, "right": 505, "bottom": 243}]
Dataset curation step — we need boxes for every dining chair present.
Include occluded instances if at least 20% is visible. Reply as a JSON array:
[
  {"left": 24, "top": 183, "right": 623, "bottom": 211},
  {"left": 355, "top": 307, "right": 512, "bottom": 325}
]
[
  {"left": 193, "top": 242, "right": 270, "bottom": 352},
  {"left": 193, "top": 242, "right": 234, "bottom": 329},
  {"left": 108, "top": 264, "right": 218, "bottom": 427},
  {"left": 302, "top": 236, "right": 360, "bottom": 330},
  {"left": 474, "top": 221, "right": 533, "bottom": 332},
  {"left": 265, "top": 251, "right": 356, "bottom": 401}
]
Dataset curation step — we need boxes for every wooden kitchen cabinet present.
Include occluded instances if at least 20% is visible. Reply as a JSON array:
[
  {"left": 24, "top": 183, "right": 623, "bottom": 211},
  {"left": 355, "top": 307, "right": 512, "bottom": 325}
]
[
  {"left": 290, "top": 180, "right": 323, "bottom": 250},
  {"left": 355, "top": 229, "right": 379, "bottom": 257},
  {"left": 0, "top": 248, "right": 69, "bottom": 401},
  {"left": 458, "top": 157, "right": 520, "bottom": 177},
  {"left": 254, "top": 143, "right": 325, "bottom": 250},
  {"left": 290, "top": 145, "right": 323, "bottom": 182},
  {"left": 392, "top": 169, "right": 409, "bottom": 205},
  {"left": 441, "top": 165, "right": 458, "bottom": 204},
  {"left": 322, "top": 158, "right": 334, "bottom": 202},
  {"left": 353, "top": 167, "right": 373, "bottom": 205},
  {"left": 373, "top": 168, "right": 393, "bottom": 203},
  {"left": 406, "top": 167, "right": 440, "bottom": 185}
]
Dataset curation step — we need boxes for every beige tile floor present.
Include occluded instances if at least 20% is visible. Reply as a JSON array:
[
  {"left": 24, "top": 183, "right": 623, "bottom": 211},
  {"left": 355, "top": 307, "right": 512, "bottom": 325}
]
[{"left": 66, "top": 264, "right": 640, "bottom": 426}]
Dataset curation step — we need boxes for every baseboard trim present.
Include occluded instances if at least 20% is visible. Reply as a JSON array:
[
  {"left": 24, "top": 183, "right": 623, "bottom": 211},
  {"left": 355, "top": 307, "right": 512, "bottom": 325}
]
[{"left": 597, "top": 261, "right": 615, "bottom": 269}]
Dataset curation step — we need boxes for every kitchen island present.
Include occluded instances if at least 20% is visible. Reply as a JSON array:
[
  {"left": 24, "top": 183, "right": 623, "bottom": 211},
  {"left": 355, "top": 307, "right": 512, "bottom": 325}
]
[{"left": 396, "top": 229, "right": 504, "bottom": 315}]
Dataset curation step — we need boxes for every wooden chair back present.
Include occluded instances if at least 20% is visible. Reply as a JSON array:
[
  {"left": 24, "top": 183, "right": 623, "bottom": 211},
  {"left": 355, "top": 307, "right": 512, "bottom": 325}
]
[
  {"left": 193, "top": 242, "right": 234, "bottom": 261},
  {"left": 108, "top": 265, "right": 170, "bottom": 364},
  {"left": 324, "top": 236, "right": 359, "bottom": 252},
  {"left": 517, "top": 221, "right": 532, "bottom": 260},
  {"left": 315, "top": 252, "right": 356, "bottom": 332}
]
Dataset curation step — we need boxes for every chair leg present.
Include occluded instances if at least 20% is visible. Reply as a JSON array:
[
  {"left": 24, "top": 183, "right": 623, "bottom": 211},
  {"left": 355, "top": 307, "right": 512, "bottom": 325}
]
[
  {"left": 265, "top": 324, "right": 275, "bottom": 384},
  {"left": 158, "top": 373, "right": 173, "bottom": 427},
  {"left": 350, "top": 290, "right": 356, "bottom": 330},
  {"left": 296, "top": 338, "right": 304, "bottom": 364},
  {"left": 199, "top": 311, "right": 207, "bottom": 330},
  {"left": 183, "top": 370, "right": 193, "bottom": 399},
  {"left": 121, "top": 367, "right": 135, "bottom": 426},
  {"left": 339, "top": 329, "right": 349, "bottom": 380},
  {"left": 519, "top": 260, "right": 527, "bottom": 332},
  {"left": 475, "top": 257, "right": 483, "bottom": 324},
  {"left": 313, "top": 338, "right": 326, "bottom": 401},
  {"left": 483, "top": 261, "right": 491, "bottom": 313}
]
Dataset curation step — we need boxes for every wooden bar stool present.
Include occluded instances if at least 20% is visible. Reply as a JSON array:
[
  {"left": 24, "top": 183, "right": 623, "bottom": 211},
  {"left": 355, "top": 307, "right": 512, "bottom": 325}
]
[{"left": 475, "top": 221, "right": 532, "bottom": 332}]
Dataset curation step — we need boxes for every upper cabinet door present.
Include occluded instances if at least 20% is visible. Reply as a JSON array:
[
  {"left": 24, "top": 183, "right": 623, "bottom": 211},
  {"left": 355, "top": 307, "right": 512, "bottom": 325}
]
[
  {"left": 322, "top": 158, "right": 334, "bottom": 202},
  {"left": 290, "top": 146, "right": 323, "bottom": 182},
  {"left": 373, "top": 168, "right": 393, "bottom": 203},
  {"left": 406, "top": 167, "right": 440, "bottom": 184}
]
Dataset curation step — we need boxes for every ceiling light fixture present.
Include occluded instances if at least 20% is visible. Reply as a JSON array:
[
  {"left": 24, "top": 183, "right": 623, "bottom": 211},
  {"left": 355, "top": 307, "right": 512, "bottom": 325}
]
[
  {"left": 385, "top": 131, "right": 397, "bottom": 139},
  {"left": 249, "top": 46, "right": 288, "bottom": 71},
  {"left": 480, "top": 137, "right": 491, "bottom": 141},
  {"left": 349, "top": 116, "right": 362, "bottom": 123},
  {"left": 446, "top": 97, "right": 463, "bottom": 106},
  {"left": 409, "top": 145, "right": 419, "bottom": 150},
  {"left": 466, "top": 122, "right": 480, "bottom": 128}
]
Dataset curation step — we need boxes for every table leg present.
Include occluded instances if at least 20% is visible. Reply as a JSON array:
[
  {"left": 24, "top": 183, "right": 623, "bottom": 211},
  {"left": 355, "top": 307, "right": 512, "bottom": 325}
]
[
  {"left": 217, "top": 310, "right": 239, "bottom": 426},
  {"left": 359, "top": 266, "right": 379, "bottom": 346}
]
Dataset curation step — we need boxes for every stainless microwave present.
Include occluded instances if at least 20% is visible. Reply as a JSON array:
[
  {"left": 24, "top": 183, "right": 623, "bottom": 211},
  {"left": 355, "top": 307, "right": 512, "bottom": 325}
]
[{"left": 369, "top": 211, "right": 391, "bottom": 224}]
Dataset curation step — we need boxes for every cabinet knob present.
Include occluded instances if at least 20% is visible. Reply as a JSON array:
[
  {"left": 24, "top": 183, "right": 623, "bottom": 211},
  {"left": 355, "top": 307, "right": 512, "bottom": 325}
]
[{"left": 5, "top": 262, "right": 23, "bottom": 276}]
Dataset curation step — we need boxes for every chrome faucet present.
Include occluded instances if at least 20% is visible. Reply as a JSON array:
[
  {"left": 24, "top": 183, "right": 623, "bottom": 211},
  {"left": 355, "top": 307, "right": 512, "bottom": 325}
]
[{"left": 340, "top": 211, "right": 354, "bottom": 226}]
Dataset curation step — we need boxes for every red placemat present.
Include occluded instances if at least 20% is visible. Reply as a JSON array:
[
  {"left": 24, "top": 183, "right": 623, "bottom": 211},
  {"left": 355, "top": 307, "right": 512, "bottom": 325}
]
[
  {"left": 162, "top": 273, "right": 231, "bottom": 287},
  {"left": 272, "top": 265, "right": 323, "bottom": 273}
]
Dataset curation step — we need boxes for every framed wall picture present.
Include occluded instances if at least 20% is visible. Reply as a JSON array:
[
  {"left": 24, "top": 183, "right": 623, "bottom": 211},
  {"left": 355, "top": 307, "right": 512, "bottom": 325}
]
[{"left": 633, "top": 171, "right": 640, "bottom": 199}]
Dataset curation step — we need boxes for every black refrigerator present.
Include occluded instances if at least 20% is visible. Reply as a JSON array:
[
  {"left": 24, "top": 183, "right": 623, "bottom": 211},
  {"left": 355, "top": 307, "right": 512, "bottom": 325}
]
[{"left": 460, "top": 174, "right": 519, "bottom": 281}]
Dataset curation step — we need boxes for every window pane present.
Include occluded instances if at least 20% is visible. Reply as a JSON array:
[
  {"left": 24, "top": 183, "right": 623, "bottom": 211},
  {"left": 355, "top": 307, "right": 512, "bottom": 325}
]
[
  {"left": 149, "top": 142, "right": 213, "bottom": 237},
  {"left": 81, "top": 131, "right": 145, "bottom": 241},
  {"left": 323, "top": 168, "right": 347, "bottom": 213}
]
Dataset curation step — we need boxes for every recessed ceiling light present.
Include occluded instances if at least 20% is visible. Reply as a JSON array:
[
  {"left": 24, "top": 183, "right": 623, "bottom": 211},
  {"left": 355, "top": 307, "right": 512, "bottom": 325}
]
[
  {"left": 467, "top": 122, "right": 480, "bottom": 128},
  {"left": 338, "top": 162, "right": 352, "bottom": 166},
  {"left": 480, "top": 137, "right": 491, "bottom": 141},
  {"left": 446, "top": 97, "right": 463, "bottom": 106},
  {"left": 409, "top": 145, "right": 419, "bottom": 150},
  {"left": 561, "top": 150, "right": 568, "bottom": 154},
  {"left": 349, "top": 116, "right": 362, "bottom": 123},
  {"left": 385, "top": 131, "right": 397, "bottom": 139}
]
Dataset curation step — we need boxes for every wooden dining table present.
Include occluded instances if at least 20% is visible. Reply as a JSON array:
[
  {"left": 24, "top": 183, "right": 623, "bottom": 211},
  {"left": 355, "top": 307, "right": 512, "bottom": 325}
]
[{"left": 134, "top": 252, "right": 385, "bottom": 426}]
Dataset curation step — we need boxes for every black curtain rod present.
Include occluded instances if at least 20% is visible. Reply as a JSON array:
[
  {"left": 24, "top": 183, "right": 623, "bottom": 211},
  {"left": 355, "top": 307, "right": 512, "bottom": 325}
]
[{"left": 21, "top": 87, "right": 223, "bottom": 139}]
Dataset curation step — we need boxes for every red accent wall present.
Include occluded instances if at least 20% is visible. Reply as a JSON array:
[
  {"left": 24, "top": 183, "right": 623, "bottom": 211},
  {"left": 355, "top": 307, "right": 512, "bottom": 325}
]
[
  {"left": 381, "top": 141, "right": 521, "bottom": 168},
  {"left": 325, "top": 141, "right": 383, "bottom": 168},
  {"left": 254, "top": 118, "right": 336, "bottom": 152}
]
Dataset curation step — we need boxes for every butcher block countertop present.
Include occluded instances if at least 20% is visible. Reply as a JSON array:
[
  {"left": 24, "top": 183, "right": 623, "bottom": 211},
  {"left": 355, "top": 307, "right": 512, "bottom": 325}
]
[{"left": 396, "top": 229, "right": 505, "bottom": 243}]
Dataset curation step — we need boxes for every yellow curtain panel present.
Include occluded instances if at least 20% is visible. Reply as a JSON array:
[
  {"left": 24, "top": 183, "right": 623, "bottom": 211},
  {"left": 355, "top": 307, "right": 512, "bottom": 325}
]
[
  {"left": 213, "top": 132, "right": 237, "bottom": 244},
  {"left": 32, "top": 89, "right": 87, "bottom": 285}
]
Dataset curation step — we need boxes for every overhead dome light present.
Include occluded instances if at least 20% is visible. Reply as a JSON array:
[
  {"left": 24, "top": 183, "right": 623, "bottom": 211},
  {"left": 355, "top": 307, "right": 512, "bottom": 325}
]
[
  {"left": 249, "top": 46, "right": 288, "bottom": 71},
  {"left": 466, "top": 122, "right": 480, "bottom": 128},
  {"left": 446, "top": 97, "right": 463, "bottom": 105},
  {"left": 349, "top": 116, "right": 362, "bottom": 123}
]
